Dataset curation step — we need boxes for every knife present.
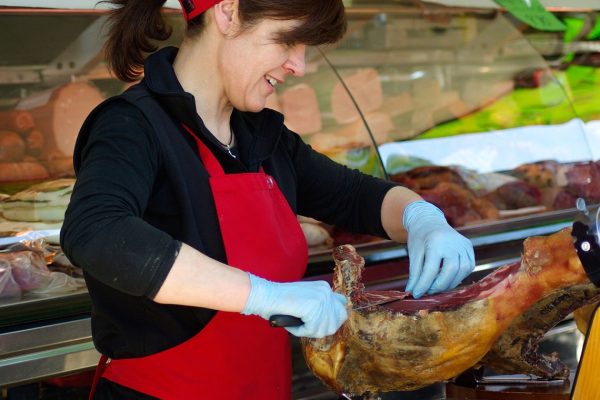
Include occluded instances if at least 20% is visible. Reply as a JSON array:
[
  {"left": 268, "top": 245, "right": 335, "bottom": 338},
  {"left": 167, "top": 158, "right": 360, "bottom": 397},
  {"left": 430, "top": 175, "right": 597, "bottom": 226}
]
[{"left": 269, "top": 295, "right": 408, "bottom": 327}]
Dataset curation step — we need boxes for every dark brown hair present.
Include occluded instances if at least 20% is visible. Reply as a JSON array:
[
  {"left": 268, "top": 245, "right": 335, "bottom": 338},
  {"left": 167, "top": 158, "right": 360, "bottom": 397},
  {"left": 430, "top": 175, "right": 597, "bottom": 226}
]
[
  {"left": 103, "top": 0, "right": 346, "bottom": 82},
  {"left": 103, "top": 0, "right": 172, "bottom": 82},
  {"left": 237, "top": 0, "right": 347, "bottom": 47}
]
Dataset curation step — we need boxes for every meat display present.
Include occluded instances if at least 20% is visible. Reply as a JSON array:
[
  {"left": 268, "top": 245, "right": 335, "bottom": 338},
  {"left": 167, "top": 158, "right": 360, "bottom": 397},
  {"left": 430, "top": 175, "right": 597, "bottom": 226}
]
[
  {"left": 0, "top": 82, "right": 104, "bottom": 184},
  {"left": 309, "top": 112, "right": 393, "bottom": 152},
  {"left": 0, "top": 110, "right": 35, "bottom": 133},
  {"left": 553, "top": 161, "right": 600, "bottom": 209},
  {"left": 0, "top": 243, "right": 85, "bottom": 298},
  {"left": 389, "top": 166, "right": 502, "bottom": 226},
  {"left": 5, "top": 246, "right": 50, "bottom": 292},
  {"left": 331, "top": 68, "right": 383, "bottom": 124},
  {"left": 280, "top": 84, "right": 322, "bottom": 135},
  {"left": 513, "top": 160, "right": 560, "bottom": 188},
  {"left": 0, "top": 162, "right": 49, "bottom": 183},
  {"left": 301, "top": 228, "right": 592, "bottom": 396},
  {"left": 0, "top": 130, "right": 26, "bottom": 162},
  {"left": 483, "top": 180, "right": 542, "bottom": 210},
  {"left": 390, "top": 165, "right": 468, "bottom": 190},
  {"left": 418, "top": 182, "right": 499, "bottom": 226},
  {"left": 29, "top": 82, "right": 104, "bottom": 158}
]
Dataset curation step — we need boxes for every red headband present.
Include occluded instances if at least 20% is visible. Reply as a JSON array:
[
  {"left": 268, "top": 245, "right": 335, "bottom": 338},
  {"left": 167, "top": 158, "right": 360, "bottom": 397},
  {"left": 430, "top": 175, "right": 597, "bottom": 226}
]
[{"left": 178, "top": 0, "right": 223, "bottom": 22}]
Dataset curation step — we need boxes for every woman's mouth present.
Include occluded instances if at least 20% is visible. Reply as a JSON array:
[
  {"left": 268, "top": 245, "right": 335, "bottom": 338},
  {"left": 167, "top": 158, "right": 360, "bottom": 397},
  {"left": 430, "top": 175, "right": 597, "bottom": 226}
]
[{"left": 265, "top": 75, "right": 278, "bottom": 87}]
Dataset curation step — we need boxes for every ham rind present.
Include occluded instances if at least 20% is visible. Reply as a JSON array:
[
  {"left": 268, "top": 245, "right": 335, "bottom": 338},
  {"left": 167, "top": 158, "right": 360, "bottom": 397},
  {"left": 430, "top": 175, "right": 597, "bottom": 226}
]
[
  {"left": 301, "top": 228, "right": 592, "bottom": 396},
  {"left": 481, "top": 282, "right": 600, "bottom": 378}
]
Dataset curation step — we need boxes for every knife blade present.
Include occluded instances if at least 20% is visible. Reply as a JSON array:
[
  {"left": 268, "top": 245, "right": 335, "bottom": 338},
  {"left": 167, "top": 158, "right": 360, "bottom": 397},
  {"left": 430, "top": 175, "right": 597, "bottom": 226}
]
[{"left": 269, "top": 295, "right": 408, "bottom": 327}]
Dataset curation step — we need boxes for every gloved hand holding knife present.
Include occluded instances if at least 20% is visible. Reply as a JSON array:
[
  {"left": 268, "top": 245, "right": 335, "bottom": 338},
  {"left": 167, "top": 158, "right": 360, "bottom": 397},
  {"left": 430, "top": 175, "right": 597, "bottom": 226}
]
[{"left": 242, "top": 273, "right": 348, "bottom": 338}]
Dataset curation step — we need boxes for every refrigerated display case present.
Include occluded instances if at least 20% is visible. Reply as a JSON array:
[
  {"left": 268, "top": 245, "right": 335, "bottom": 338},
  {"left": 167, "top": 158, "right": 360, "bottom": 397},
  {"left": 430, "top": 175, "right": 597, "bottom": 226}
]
[{"left": 0, "top": 1, "right": 599, "bottom": 398}]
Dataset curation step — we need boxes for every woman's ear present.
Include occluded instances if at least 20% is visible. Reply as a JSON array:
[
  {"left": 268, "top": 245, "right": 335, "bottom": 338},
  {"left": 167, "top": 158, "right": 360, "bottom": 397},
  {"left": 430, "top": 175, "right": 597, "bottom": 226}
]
[{"left": 213, "top": 0, "right": 239, "bottom": 35}]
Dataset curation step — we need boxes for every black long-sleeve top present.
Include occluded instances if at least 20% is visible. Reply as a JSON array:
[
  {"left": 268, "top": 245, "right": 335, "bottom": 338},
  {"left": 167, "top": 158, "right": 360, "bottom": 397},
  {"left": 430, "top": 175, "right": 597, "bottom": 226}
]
[{"left": 60, "top": 47, "right": 396, "bottom": 359}]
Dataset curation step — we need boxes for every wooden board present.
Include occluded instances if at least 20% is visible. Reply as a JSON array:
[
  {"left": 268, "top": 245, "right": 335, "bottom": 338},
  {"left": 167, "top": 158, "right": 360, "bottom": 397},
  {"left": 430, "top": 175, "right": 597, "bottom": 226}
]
[{"left": 572, "top": 303, "right": 600, "bottom": 400}]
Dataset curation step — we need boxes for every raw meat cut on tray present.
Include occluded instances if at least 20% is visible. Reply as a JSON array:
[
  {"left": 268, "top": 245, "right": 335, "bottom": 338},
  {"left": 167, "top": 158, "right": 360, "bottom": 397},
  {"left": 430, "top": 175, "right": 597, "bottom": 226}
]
[{"left": 301, "top": 228, "right": 594, "bottom": 396}]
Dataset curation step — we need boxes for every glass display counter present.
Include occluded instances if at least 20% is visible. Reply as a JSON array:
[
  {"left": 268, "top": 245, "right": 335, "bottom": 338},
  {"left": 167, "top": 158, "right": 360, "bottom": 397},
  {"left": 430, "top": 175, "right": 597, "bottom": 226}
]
[
  {"left": 285, "top": 3, "right": 600, "bottom": 256},
  {"left": 0, "top": 1, "right": 598, "bottom": 397}
]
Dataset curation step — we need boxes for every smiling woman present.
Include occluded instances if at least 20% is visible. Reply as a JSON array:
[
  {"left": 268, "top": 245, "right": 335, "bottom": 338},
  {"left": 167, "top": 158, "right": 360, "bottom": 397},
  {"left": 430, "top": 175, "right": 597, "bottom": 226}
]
[
  {"left": 103, "top": 0, "right": 346, "bottom": 142},
  {"left": 105, "top": 0, "right": 346, "bottom": 83},
  {"left": 59, "top": 0, "right": 476, "bottom": 399}
]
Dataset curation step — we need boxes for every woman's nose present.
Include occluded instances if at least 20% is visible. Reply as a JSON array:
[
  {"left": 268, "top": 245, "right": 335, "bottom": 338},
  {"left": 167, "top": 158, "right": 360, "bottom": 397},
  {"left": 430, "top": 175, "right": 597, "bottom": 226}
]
[{"left": 283, "top": 44, "right": 306, "bottom": 77}]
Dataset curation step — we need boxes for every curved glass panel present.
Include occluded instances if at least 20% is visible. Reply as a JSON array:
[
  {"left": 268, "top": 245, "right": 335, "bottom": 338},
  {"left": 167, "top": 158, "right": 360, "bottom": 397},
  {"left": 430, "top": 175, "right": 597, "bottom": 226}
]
[
  {"left": 274, "top": 45, "right": 388, "bottom": 250},
  {"left": 311, "top": 5, "right": 598, "bottom": 233},
  {"left": 0, "top": 4, "right": 598, "bottom": 302},
  {"left": 273, "top": 46, "right": 387, "bottom": 179}
]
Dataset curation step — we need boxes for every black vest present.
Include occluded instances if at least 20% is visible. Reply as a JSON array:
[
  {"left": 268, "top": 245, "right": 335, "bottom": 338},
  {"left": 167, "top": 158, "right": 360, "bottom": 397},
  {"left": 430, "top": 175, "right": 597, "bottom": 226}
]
[
  {"left": 74, "top": 83, "right": 227, "bottom": 359},
  {"left": 76, "top": 83, "right": 227, "bottom": 261}
]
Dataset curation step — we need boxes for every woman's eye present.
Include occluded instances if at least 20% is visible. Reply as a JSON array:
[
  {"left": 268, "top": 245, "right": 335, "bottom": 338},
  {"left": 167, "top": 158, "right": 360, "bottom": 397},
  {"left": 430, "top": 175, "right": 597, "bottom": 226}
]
[{"left": 271, "top": 34, "right": 296, "bottom": 49}]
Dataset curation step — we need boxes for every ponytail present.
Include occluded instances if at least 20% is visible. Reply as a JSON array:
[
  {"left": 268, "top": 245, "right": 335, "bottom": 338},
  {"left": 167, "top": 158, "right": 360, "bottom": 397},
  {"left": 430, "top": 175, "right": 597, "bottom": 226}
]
[{"left": 103, "top": 0, "right": 172, "bottom": 82}]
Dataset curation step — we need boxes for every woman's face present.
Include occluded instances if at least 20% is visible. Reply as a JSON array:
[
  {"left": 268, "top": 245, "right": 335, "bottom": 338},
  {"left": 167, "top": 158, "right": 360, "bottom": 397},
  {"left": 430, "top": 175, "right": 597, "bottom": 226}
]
[{"left": 218, "top": 18, "right": 306, "bottom": 112}]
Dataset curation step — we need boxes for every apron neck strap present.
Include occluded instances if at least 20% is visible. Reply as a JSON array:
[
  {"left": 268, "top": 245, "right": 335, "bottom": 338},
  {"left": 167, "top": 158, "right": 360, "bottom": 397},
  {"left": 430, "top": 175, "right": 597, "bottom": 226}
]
[{"left": 181, "top": 123, "right": 225, "bottom": 177}]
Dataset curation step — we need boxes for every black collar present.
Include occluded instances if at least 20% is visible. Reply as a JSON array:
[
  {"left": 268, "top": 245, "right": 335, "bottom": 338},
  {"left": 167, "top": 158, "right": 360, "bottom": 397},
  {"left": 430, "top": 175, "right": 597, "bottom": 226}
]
[{"left": 142, "top": 46, "right": 285, "bottom": 171}]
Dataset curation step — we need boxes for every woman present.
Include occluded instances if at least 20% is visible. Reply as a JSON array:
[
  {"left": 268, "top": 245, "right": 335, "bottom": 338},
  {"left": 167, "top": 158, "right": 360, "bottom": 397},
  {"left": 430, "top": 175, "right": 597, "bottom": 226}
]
[{"left": 60, "top": 0, "right": 475, "bottom": 398}]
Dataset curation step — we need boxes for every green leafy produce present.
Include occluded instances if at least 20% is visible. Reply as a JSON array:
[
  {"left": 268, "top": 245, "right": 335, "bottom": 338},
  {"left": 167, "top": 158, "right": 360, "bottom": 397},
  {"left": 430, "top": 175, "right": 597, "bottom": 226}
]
[
  {"left": 384, "top": 154, "right": 431, "bottom": 175},
  {"left": 417, "top": 66, "right": 600, "bottom": 139}
]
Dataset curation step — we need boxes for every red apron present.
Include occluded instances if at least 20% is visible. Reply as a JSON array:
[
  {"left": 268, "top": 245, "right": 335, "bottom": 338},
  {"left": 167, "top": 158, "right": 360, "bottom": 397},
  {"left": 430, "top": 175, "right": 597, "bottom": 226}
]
[{"left": 91, "top": 125, "right": 308, "bottom": 399}]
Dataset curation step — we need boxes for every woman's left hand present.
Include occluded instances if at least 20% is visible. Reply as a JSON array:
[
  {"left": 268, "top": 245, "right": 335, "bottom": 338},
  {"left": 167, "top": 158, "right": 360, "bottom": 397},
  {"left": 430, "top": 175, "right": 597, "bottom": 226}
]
[{"left": 403, "top": 201, "right": 475, "bottom": 299}]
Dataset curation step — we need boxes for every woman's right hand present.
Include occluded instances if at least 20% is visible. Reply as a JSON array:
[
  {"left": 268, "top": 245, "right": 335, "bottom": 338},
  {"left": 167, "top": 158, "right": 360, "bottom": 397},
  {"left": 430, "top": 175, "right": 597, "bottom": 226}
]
[{"left": 241, "top": 273, "right": 348, "bottom": 338}]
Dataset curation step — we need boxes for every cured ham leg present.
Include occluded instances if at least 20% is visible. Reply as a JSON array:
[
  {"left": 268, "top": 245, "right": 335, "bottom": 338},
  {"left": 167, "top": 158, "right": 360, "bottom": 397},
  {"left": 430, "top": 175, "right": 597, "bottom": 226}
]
[
  {"left": 301, "top": 228, "right": 591, "bottom": 396},
  {"left": 482, "top": 282, "right": 600, "bottom": 378}
]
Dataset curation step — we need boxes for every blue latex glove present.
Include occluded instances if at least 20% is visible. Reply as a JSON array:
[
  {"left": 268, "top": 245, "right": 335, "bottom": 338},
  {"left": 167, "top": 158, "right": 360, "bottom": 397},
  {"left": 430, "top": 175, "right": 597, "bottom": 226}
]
[
  {"left": 403, "top": 200, "right": 475, "bottom": 299},
  {"left": 241, "top": 273, "right": 348, "bottom": 338}
]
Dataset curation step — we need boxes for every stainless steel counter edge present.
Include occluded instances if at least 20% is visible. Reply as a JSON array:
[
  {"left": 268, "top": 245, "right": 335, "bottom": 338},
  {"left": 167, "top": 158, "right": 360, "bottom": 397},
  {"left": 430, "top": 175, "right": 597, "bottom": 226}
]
[{"left": 0, "top": 318, "right": 99, "bottom": 388}]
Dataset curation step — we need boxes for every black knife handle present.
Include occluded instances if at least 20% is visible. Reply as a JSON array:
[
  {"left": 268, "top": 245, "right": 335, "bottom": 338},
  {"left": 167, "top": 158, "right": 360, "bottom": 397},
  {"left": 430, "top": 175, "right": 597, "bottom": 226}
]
[
  {"left": 269, "top": 315, "right": 303, "bottom": 327},
  {"left": 572, "top": 220, "right": 600, "bottom": 287}
]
